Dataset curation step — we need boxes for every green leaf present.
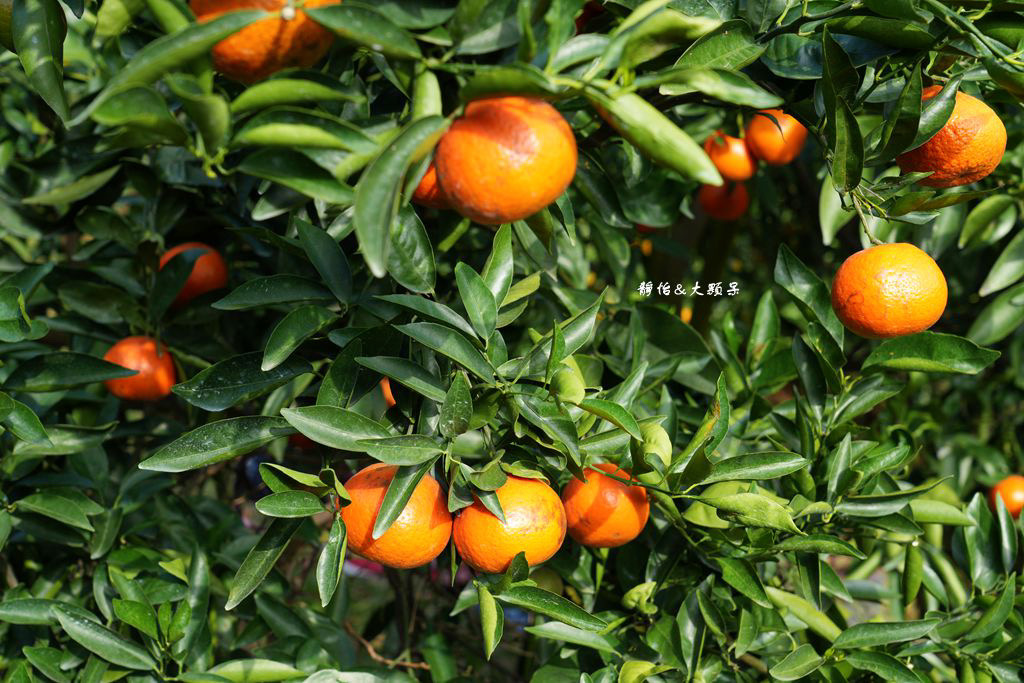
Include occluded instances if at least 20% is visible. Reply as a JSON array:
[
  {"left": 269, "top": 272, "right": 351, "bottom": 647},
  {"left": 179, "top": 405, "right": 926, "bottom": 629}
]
[
  {"left": 241, "top": 149, "right": 355, "bottom": 203},
  {"left": 307, "top": 3, "right": 422, "bottom": 59},
  {"left": 376, "top": 293, "right": 479, "bottom": 340},
  {"left": 388, "top": 206, "right": 436, "bottom": 293},
  {"left": 716, "top": 557, "right": 770, "bottom": 607},
  {"left": 356, "top": 356, "right": 447, "bottom": 403},
  {"left": 980, "top": 228, "right": 1024, "bottom": 297},
  {"left": 455, "top": 263, "right": 497, "bottom": 340},
  {"left": 231, "top": 78, "right": 364, "bottom": 114},
  {"left": 16, "top": 489, "right": 96, "bottom": 531},
  {"left": 4, "top": 352, "right": 136, "bottom": 392},
  {"left": 836, "top": 480, "right": 942, "bottom": 518},
  {"left": 699, "top": 493, "right": 802, "bottom": 535},
  {"left": 700, "top": 451, "right": 808, "bottom": 485},
  {"left": 354, "top": 116, "right": 448, "bottom": 278},
  {"left": 578, "top": 399, "right": 642, "bottom": 440},
  {"left": 906, "top": 76, "right": 960, "bottom": 152},
  {"left": 863, "top": 332, "right": 999, "bottom": 375},
  {"left": 173, "top": 547, "right": 210, "bottom": 658},
  {"left": 774, "top": 244, "right": 844, "bottom": 348},
  {"left": 965, "top": 574, "right": 1016, "bottom": 641},
  {"left": 525, "top": 622, "right": 619, "bottom": 653},
  {"left": 773, "top": 534, "right": 866, "bottom": 559},
  {"left": 675, "top": 18, "right": 763, "bottom": 70},
  {"left": 173, "top": 353, "right": 313, "bottom": 412},
  {"left": 477, "top": 583, "right": 503, "bottom": 659},
  {"left": 166, "top": 73, "right": 232, "bottom": 153},
  {"left": 769, "top": 644, "right": 824, "bottom": 681},
  {"left": 12, "top": 0, "right": 69, "bottom": 120},
  {"left": 262, "top": 305, "right": 337, "bottom": 371},
  {"left": 295, "top": 219, "right": 352, "bottom": 304},
  {"left": 830, "top": 96, "right": 863, "bottom": 192},
  {"left": 225, "top": 518, "right": 305, "bottom": 610},
  {"left": 396, "top": 322, "right": 495, "bottom": 381},
  {"left": 765, "top": 586, "right": 841, "bottom": 641},
  {"left": 23, "top": 646, "right": 73, "bottom": 683},
  {"left": 281, "top": 405, "right": 390, "bottom": 451},
  {"left": 255, "top": 491, "right": 325, "bottom": 518},
  {"left": 207, "top": 659, "right": 306, "bottom": 683},
  {"left": 844, "top": 651, "right": 920, "bottom": 683},
  {"left": 909, "top": 499, "right": 974, "bottom": 526},
  {"left": 655, "top": 67, "right": 783, "bottom": 108},
  {"left": 0, "top": 286, "right": 47, "bottom": 342},
  {"left": 833, "top": 619, "right": 939, "bottom": 649},
  {"left": 372, "top": 459, "right": 436, "bottom": 539},
  {"left": 93, "top": 86, "right": 187, "bottom": 144},
  {"left": 960, "top": 194, "right": 1015, "bottom": 249},
  {"left": 358, "top": 435, "right": 444, "bottom": 465},
  {"left": 113, "top": 599, "right": 159, "bottom": 641},
  {"left": 54, "top": 606, "right": 158, "bottom": 670},
  {"left": 439, "top": 373, "right": 473, "bottom": 438},
  {"left": 140, "top": 417, "right": 292, "bottom": 472},
  {"left": 316, "top": 516, "right": 347, "bottom": 607},
  {"left": 212, "top": 275, "right": 334, "bottom": 310},
  {"left": 482, "top": 225, "right": 514, "bottom": 306},
  {"left": 968, "top": 282, "right": 1024, "bottom": 346},
  {"left": 23, "top": 166, "right": 121, "bottom": 206},
  {"left": 496, "top": 586, "right": 606, "bottom": 631}
]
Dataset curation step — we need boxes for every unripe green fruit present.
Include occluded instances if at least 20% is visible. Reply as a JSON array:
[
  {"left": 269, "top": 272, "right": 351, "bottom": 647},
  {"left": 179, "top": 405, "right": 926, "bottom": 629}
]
[
  {"left": 639, "top": 422, "right": 672, "bottom": 469},
  {"left": 550, "top": 363, "right": 585, "bottom": 404}
]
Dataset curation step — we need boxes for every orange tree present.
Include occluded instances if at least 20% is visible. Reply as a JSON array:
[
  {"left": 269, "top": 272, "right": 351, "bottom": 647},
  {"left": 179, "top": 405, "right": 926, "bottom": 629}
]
[{"left": 3, "top": 0, "right": 1024, "bottom": 680}]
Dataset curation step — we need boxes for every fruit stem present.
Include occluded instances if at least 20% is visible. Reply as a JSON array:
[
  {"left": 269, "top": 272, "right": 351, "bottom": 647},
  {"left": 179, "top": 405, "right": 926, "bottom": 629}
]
[{"left": 851, "top": 194, "right": 883, "bottom": 246}]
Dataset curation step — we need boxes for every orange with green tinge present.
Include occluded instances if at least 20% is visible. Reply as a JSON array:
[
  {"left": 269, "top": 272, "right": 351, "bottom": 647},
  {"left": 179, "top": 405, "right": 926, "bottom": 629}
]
[
  {"left": 831, "top": 243, "right": 947, "bottom": 339},
  {"left": 704, "top": 131, "right": 757, "bottom": 182},
  {"left": 434, "top": 96, "right": 577, "bottom": 225},
  {"left": 340, "top": 463, "right": 452, "bottom": 569},
  {"left": 896, "top": 85, "right": 1006, "bottom": 188},
  {"left": 191, "top": 0, "right": 337, "bottom": 83},
  {"left": 103, "top": 336, "right": 177, "bottom": 401},
  {"left": 744, "top": 110, "right": 807, "bottom": 165},
  {"left": 562, "top": 463, "right": 649, "bottom": 548},
  {"left": 990, "top": 475, "right": 1024, "bottom": 519},
  {"left": 453, "top": 475, "right": 566, "bottom": 573}
]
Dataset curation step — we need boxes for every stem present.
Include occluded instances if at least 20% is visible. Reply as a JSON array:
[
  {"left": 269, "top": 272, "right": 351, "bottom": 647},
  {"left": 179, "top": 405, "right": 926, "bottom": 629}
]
[
  {"left": 851, "top": 194, "right": 883, "bottom": 246},
  {"left": 759, "top": 0, "right": 862, "bottom": 42},
  {"left": 437, "top": 218, "right": 472, "bottom": 253}
]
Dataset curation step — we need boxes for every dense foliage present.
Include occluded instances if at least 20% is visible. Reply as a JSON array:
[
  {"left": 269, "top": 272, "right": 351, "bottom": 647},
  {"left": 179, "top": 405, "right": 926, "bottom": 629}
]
[{"left": 3, "top": 0, "right": 1024, "bottom": 681}]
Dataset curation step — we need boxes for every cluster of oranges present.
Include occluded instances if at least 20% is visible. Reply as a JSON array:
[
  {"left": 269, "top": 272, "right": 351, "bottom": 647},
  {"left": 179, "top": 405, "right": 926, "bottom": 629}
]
[
  {"left": 830, "top": 86, "right": 1005, "bottom": 339},
  {"left": 340, "top": 461, "right": 651, "bottom": 574},
  {"left": 697, "top": 109, "right": 808, "bottom": 221}
]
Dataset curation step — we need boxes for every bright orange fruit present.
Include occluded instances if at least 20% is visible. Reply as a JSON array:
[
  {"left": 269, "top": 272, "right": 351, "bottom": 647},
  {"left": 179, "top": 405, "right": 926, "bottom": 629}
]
[
  {"left": 744, "top": 110, "right": 807, "bottom": 165},
  {"left": 704, "top": 131, "right": 757, "bottom": 181},
  {"left": 831, "top": 243, "right": 947, "bottom": 339},
  {"left": 411, "top": 161, "right": 450, "bottom": 209},
  {"left": 103, "top": 336, "right": 177, "bottom": 401},
  {"left": 159, "top": 242, "right": 228, "bottom": 308},
  {"left": 896, "top": 85, "right": 1006, "bottom": 187},
  {"left": 562, "top": 463, "right": 649, "bottom": 548},
  {"left": 341, "top": 463, "right": 452, "bottom": 569},
  {"left": 991, "top": 475, "right": 1024, "bottom": 519},
  {"left": 697, "top": 182, "right": 749, "bottom": 221},
  {"left": 434, "top": 97, "right": 577, "bottom": 225}
]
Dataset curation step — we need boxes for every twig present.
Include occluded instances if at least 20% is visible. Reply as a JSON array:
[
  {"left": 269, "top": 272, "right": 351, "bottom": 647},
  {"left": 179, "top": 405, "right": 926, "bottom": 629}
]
[{"left": 343, "top": 621, "right": 431, "bottom": 670}]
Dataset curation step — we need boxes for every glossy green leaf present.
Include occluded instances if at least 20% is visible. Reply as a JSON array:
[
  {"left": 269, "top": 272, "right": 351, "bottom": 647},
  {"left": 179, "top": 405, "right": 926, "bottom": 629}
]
[
  {"left": 173, "top": 353, "right": 313, "bottom": 412},
  {"left": 140, "top": 417, "right": 292, "bottom": 472}
]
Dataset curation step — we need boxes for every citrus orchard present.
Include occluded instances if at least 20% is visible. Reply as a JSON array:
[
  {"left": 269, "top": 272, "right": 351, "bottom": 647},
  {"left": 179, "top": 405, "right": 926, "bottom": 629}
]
[
  {"left": 896, "top": 85, "right": 1006, "bottom": 187},
  {"left": 831, "top": 243, "right": 947, "bottom": 339},
  {"left": 697, "top": 182, "right": 749, "bottom": 221},
  {"left": 562, "top": 463, "right": 649, "bottom": 548},
  {"left": 744, "top": 110, "right": 807, "bottom": 165},
  {"left": 103, "top": 336, "right": 177, "bottom": 401},
  {"left": 191, "top": 0, "right": 337, "bottom": 83},
  {"left": 453, "top": 475, "right": 566, "bottom": 574},
  {"left": 990, "top": 475, "right": 1024, "bottom": 518},
  {"left": 159, "top": 242, "right": 228, "bottom": 308},
  {"left": 434, "top": 96, "right": 577, "bottom": 225},
  {"left": 340, "top": 463, "right": 452, "bottom": 569},
  {"left": 704, "top": 131, "right": 757, "bottom": 181}
]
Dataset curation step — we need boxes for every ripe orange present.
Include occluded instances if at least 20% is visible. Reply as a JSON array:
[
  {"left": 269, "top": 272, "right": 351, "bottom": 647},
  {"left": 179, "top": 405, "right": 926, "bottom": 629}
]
[
  {"left": 380, "top": 377, "right": 396, "bottom": 409},
  {"left": 434, "top": 96, "right": 577, "bottom": 225},
  {"left": 411, "top": 161, "right": 449, "bottom": 209},
  {"left": 562, "top": 463, "right": 649, "bottom": 548},
  {"left": 158, "top": 242, "right": 228, "bottom": 308},
  {"left": 191, "top": 0, "right": 337, "bottom": 84},
  {"left": 896, "top": 85, "right": 1006, "bottom": 187},
  {"left": 103, "top": 336, "right": 177, "bottom": 401},
  {"left": 340, "top": 463, "right": 452, "bottom": 569},
  {"left": 990, "top": 475, "right": 1024, "bottom": 519},
  {"left": 831, "top": 243, "right": 947, "bottom": 339},
  {"left": 697, "top": 182, "right": 749, "bottom": 221},
  {"left": 453, "top": 475, "right": 566, "bottom": 574},
  {"left": 744, "top": 110, "right": 807, "bottom": 165},
  {"left": 704, "top": 131, "right": 757, "bottom": 181}
]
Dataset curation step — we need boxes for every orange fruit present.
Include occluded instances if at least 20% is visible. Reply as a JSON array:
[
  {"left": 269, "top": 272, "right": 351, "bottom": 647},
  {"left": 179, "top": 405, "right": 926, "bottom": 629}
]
[
  {"left": 680, "top": 305, "right": 692, "bottom": 324},
  {"left": 704, "top": 131, "right": 757, "bottom": 181},
  {"left": 744, "top": 110, "right": 807, "bottom": 165},
  {"left": 697, "top": 182, "right": 749, "bottom": 221},
  {"left": 896, "top": 85, "right": 1006, "bottom": 187},
  {"left": 434, "top": 96, "right": 577, "bottom": 225},
  {"left": 831, "top": 243, "right": 947, "bottom": 339},
  {"left": 380, "top": 377, "right": 396, "bottom": 409},
  {"left": 191, "top": 0, "right": 337, "bottom": 84},
  {"left": 453, "top": 475, "right": 566, "bottom": 574},
  {"left": 103, "top": 336, "right": 177, "bottom": 401},
  {"left": 411, "top": 161, "right": 449, "bottom": 209},
  {"left": 340, "top": 463, "right": 452, "bottom": 569},
  {"left": 990, "top": 475, "right": 1024, "bottom": 518},
  {"left": 562, "top": 463, "right": 649, "bottom": 548},
  {"left": 158, "top": 242, "right": 228, "bottom": 308}
]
